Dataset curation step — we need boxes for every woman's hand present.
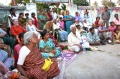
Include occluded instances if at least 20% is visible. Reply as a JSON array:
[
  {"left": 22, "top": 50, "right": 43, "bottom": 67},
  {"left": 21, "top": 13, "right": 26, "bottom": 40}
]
[
  {"left": 19, "top": 76, "right": 29, "bottom": 79},
  {"left": 3, "top": 45, "right": 8, "bottom": 50},
  {"left": 50, "top": 50, "right": 56, "bottom": 54}
]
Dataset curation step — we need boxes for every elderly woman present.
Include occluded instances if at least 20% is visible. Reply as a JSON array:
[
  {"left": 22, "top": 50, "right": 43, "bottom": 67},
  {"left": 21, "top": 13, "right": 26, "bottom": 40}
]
[
  {"left": 26, "top": 18, "right": 42, "bottom": 39},
  {"left": 17, "top": 31, "right": 60, "bottom": 79},
  {"left": 39, "top": 29, "right": 61, "bottom": 58},
  {"left": 11, "top": 19, "right": 26, "bottom": 37},
  {"left": 68, "top": 25, "right": 82, "bottom": 53}
]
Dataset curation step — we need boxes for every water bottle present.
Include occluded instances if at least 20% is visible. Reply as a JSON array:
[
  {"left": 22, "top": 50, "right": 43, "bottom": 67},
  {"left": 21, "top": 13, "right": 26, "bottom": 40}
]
[
  {"left": 82, "top": 42, "right": 86, "bottom": 52},
  {"left": 81, "top": 35, "right": 86, "bottom": 53}
]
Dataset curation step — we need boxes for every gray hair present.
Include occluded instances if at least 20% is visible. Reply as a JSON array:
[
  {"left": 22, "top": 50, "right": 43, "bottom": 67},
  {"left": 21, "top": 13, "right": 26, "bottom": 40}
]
[
  {"left": 24, "top": 31, "right": 34, "bottom": 45},
  {"left": 70, "top": 24, "right": 76, "bottom": 30},
  {"left": 27, "top": 18, "right": 33, "bottom": 22},
  {"left": 12, "top": 19, "right": 18, "bottom": 23}
]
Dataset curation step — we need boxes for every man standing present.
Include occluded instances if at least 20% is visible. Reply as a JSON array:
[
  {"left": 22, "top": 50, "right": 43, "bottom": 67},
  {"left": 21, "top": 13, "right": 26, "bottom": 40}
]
[{"left": 102, "top": 6, "right": 110, "bottom": 28}]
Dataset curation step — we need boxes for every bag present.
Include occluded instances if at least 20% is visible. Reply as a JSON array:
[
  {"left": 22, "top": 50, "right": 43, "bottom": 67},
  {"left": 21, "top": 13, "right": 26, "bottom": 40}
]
[{"left": 42, "top": 58, "right": 53, "bottom": 72}]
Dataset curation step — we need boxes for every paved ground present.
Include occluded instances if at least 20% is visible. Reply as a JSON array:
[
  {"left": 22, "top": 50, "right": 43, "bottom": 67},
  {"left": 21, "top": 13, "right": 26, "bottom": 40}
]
[{"left": 63, "top": 44, "right": 120, "bottom": 79}]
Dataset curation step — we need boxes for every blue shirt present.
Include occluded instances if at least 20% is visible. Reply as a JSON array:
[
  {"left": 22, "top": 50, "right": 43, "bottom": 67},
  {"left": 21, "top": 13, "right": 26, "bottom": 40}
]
[
  {"left": 0, "top": 28, "right": 6, "bottom": 34},
  {"left": 98, "top": 26, "right": 107, "bottom": 32},
  {"left": 74, "top": 16, "right": 82, "bottom": 22},
  {"left": 0, "top": 49, "right": 8, "bottom": 62},
  {"left": 39, "top": 38, "right": 55, "bottom": 50},
  {"left": 87, "top": 32, "right": 100, "bottom": 42}
]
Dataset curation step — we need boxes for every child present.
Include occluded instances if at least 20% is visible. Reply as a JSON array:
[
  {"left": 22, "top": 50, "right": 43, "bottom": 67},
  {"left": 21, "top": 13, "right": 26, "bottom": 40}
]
[
  {"left": 114, "top": 28, "right": 120, "bottom": 44},
  {"left": 94, "top": 17, "right": 100, "bottom": 28},
  {"left": 59, "top": 17, "right": 64, "bottom": 30}
]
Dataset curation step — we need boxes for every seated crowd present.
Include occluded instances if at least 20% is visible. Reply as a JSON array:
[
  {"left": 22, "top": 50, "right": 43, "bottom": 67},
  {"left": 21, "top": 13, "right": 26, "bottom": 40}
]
[{"left": 0, "top": 7, "right": 120, "bottom": 79}]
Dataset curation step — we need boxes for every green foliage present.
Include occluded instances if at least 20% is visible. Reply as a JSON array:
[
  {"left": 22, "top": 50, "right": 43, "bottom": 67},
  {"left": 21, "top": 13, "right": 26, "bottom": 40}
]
[
  {"left": 101, "top": 0, "right": 116, "bottom": 7},
  {"left": 16, "top": 0, "right": 30, "bottom": 3},
  {"left": 73, "top": 0, "right": 89, "bottom": 6},
  {"left": 93, "top": 1, "right": 98, "bottom": 7},
  {"left": 61, "top": 4, "right": 66, "bottom": 10},
  {"left": 36, "top": 3, "right": 49, "bottom": 10}
]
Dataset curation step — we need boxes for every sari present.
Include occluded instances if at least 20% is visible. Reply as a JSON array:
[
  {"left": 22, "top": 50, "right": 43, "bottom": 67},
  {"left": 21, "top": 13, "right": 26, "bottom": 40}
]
[
  {"left": 64, "top": 15, "right": 73, "bottom": 34},
  {"left": 23, "top": 46, "right": 60, "bottom": 79},
  {"left": 39, "top": 38, "right": 61, "bottom": 58}
]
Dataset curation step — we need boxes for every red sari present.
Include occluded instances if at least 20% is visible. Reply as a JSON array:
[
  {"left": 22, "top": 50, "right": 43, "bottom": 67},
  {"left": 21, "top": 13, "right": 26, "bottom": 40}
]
[{"left": 23, "top": 46, "right": 60, "bottom": 79}]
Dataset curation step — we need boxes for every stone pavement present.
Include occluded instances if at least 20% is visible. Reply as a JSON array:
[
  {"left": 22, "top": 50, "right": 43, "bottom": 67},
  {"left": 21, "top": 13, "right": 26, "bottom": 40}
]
[{"left": 63, "top": 44, "right": 120, "bottom": 79}]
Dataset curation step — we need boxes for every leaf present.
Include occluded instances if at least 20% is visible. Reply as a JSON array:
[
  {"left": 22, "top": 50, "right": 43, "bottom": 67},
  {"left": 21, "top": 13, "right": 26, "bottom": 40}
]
[{"left": 73, "top": 0, "right": 89, "bottom": 6}]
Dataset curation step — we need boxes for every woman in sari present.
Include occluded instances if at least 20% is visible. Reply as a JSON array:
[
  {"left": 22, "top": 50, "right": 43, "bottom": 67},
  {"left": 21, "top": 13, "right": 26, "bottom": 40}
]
[
  {"left": 17, "top": 31, "right": 60, "bottom": 79},
  {"left": 39, "top": 29, "right": 61, "bottom": 58},
  {"left": 64, "top": 10, "right": 74, "bottom": 34},
  {"left": 44, "top": 21, "right": 64, "bottom": 49},
  {"left": 18, "top": 13, "right": 26, "bottom": 29},
  {"left": 39, "top": 11, "right": 48, "bottom": 28}
]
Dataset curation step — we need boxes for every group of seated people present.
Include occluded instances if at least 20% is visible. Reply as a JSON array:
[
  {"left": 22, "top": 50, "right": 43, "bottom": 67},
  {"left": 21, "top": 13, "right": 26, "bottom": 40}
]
[
  {"left": 1, "top": 8, "right": 120, "bottom": 78},
  {"left": 0, "top": 31, "right": 60, "bottom": 79},
  {"left": 67, "top": 19, "right": 120, "bottom": 53}
]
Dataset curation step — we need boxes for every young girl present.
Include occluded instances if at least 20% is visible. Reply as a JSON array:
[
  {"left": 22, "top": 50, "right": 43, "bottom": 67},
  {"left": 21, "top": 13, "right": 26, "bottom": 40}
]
[
  {"left": 114, "top": 28, "right": 120, "bottom": 44},
  {"left": 94, "top": 17, "right": 100, "bottom": 28}
]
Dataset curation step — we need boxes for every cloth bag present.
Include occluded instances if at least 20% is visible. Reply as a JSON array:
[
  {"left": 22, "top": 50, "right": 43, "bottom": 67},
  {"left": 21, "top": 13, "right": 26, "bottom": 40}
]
[{"left": 42, "top": 58, "right": 53, "bottom": 72}]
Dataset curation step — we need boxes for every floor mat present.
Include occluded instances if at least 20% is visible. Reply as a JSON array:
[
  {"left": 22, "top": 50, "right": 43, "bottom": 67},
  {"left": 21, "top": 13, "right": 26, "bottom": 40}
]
[{"left": 61, "top": 50, "right": 82, "bottom": 66}]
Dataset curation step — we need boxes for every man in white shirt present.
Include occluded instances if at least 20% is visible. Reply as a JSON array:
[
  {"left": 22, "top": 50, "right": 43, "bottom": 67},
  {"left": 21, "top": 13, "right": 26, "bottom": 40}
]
[
  {"left": 83, "top": 19, "right": 92, "bottom": 31},
  {"left": 76, "top": 24, "right": 86, "bottom": 37},
  {"left": 51, "top": 9, "right": 58, "bottom": 20},
  {"left": 68, "top": 25, "right": 82, "bottom": 53},
  {"left": 53, "top": 19, "right": 68, "bottom": 41},
  {"left": 74, "top": 19, "right": 83, "bottom": 28}
]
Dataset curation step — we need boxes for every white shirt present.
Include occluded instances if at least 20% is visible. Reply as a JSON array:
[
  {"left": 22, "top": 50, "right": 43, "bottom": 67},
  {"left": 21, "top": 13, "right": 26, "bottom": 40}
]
[
  {"left": 27, "top": 25, "right": 41, "bottom": 39},
  {"left": 68, "top": 32, "right": 82, "bottom": 47},
  {"left": 76, "top": 28, "right": 85, "bottom": 37},
  {"left": 52, "top": 12, "right": 57, "bottom": 20},
  {"left": 114, "top": 18, "right": 120, "bottom": 25},
  {"left": 17, "top": 46, "right": 30, "bottom": 65},
  {"left": 83, "top": 22, "right": 92, "bottom": 29},
  {"left": 8, "top": 14, "right": 18, "bottom": 28},
  {"left": 53, "top": 23, "right": 60, "bottom": 30},
  {"left": 74, "top": 22, "right": 83, "bottom": 28}
]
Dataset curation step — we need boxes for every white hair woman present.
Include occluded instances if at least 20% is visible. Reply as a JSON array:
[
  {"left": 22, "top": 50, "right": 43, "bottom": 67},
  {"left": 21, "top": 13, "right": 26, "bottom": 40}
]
[
  {"left": 68, "top": 25, "right": 82, "bottom": 53},
  {"left": 17, "top": 31, "right": 60, "bottom": 79},
  {"left": 26, "top": 18, "right": 42, "bottom": 39}
]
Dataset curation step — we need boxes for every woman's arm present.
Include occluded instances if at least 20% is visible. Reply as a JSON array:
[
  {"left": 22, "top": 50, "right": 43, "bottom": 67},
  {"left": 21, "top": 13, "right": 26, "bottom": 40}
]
[
  {"left": 35, "top": 26, "right": 42, "bottom": 32},
  {"left": 40, "top": 48, "right": 49, "bottom": 53},
  {"left": 17, "top": 65, "right": 28, "bottom": 78}
]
